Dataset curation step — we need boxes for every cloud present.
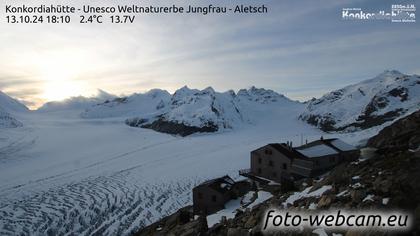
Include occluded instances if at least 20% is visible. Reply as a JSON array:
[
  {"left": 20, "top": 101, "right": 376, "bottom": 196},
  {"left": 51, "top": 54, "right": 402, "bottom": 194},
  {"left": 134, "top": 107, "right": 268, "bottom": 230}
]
[{"left": 0, "top": 0, "right": 418, "bottom": 108}]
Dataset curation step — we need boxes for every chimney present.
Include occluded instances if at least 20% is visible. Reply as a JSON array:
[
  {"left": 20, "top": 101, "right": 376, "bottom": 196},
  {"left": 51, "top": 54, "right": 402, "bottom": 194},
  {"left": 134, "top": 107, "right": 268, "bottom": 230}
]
[
  {"left": 290, "top": 141, "right": 293, "bottom": 148},
  {"left": 305, "top": 139, "right": 308, "bottom": 144},
  {"left": 320, "top": 136, "right": 324, "bottom": 140}
]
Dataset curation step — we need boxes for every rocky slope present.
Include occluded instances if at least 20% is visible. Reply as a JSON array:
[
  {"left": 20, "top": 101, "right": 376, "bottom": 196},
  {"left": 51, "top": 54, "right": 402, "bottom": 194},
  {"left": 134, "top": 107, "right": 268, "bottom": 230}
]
[
  {"left": 135, "top": 110, "right": 420, "bottom": 235},
  {"left": 300, "top": 70, "right": 420, "bottom": 132},
  {"left": 367, "top": 110, "right": 420, "bottom": 152},
  {"left": 0, "top": 90, "right": 28, "bottom": 128}
]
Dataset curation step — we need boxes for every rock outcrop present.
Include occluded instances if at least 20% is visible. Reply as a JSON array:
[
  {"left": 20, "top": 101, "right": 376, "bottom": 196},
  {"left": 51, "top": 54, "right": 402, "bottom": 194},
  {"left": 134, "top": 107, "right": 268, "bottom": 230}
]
[{"left": 367, "top": 110, "right": 420, "bottom": 151}]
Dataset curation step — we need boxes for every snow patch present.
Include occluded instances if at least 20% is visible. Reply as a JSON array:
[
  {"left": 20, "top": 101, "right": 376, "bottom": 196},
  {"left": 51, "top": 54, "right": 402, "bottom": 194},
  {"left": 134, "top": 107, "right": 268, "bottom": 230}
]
[
  {"left": 206, "top": 191, "right": 272, "bottom": 227},
  {"left": 313, "top": 228, "right": 328, "bottom": 236},
  {"left": 283, "top": 185, "right": 332, "bottom": 208}
]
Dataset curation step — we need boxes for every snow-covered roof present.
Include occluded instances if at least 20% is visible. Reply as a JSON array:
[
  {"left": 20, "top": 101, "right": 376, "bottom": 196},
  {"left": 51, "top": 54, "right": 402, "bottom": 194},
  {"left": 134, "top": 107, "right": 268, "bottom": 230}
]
[
  {"left": 296, "top": 144, "right": 338, "bottom": 158},
  {"left": 330, "top": 139, "right": 357, "bottom": 151},
  {"left": 197, "top": 175, "right": 235, "bottom": 193}
]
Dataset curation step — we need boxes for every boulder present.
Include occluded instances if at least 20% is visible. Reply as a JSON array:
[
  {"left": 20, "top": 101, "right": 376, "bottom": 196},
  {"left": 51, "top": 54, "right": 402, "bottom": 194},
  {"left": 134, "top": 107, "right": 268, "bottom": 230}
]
[
  {"left": 244, "top": 215, "right": 258, "bottom": 228},
  {"left": 350, "top": 189, "right": 366, "bottom": 203},
  {"left": 227, "top": 227, "right": 250, "bottom": 236},
  {"left": 317, "top": 195, "right": 335, "bottom": 208},
  {"left": 373, "top": 178, "right": 392, "bottom": 194}
]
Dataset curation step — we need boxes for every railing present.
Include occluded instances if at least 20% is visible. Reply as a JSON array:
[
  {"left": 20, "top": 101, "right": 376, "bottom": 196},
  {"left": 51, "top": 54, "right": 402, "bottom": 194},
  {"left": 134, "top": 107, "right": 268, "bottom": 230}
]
[{"left": 238, "top": 169, "right": 271, "bottom": 185}]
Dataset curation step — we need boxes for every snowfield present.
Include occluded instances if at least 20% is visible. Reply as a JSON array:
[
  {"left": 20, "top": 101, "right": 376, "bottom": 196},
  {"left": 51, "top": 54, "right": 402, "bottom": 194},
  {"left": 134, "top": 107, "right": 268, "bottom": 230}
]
[
  {"left": 0, "top": 102, "right": 323, "bottom": 235},
  {"left": 0, "top": 84, "right": 401, "bottom": 235}
]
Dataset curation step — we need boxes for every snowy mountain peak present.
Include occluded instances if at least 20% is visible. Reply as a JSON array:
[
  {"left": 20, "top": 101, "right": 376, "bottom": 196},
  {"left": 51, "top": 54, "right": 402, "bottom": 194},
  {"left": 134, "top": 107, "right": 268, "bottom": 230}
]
[
  {"left": 237, "top": 86, "right": 289, "bottom": 104},
  {"left": 172, "top": 86, "right": 198, "bottom": 100},
  {"left": 122, "top": 86, "right": 302, "bottom": 136},
  {"left": 0, "top": 90, "right": 27, "bottom": 128},
  {"left": 379, "top": 69, "right": 404, "bottom": 77},
  {"left": 203, "top": 86, "right": 215, "bottom": 93},
  {"left": 300, "top": 71, "right": 420, "bottom": 132},
  {"left": 0, "top": 90, "right": 29, "bottom": 113},
  {"left": 144, "top": 89, "right": 171, "bottom": 98},
  {"left": 96, "top": 89, "right": 116, "bottom": 100},
  {"left": 175, "top": 85, "right": 194, "bottom": 93}
]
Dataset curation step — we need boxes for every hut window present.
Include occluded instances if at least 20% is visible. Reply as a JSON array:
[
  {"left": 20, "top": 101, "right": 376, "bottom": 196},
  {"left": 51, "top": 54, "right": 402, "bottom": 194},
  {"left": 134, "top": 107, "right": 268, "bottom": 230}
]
[
  {"left": 258, "top": 157, "right": 262, "bottom": 164},
  {"left": 212, "top": 195, "right": 217, "bottom": 202},
  {"left": 269, "top": 160, "right": 274, "bottom": 167},
  {"left": 265, "top": 149, "right": 272, "bottom": 155},
  {"left": 283, "top": 163, "right": 287, "bottom": 170},
  {"left": 198, "top": 192, "right": 203, "bottom": 199}
]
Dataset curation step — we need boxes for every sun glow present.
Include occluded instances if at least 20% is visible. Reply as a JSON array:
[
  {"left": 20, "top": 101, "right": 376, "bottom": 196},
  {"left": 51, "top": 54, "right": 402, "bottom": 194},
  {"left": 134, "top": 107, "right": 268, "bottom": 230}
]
[
  {"left": 42, "top": 80, "right": 86, "bottom": 102},
  {"left": 38, "top": 51, "right": 91, "bottom": 102}
]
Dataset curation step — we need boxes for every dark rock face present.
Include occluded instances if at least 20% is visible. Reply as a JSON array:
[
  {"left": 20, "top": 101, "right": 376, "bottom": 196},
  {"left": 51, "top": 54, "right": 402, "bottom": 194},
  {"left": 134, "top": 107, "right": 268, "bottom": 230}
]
[
  {"left": 303, "top": 107, "right": 406, "bottom": 132},
  {"left": 125, "top": 118, "right": 148, "bottom": 127},
  {"left": 367, "top": 110, "right": 420, "bottom": 151},
  {"left": 156, "top": 100, "right": 166, "bottom": 110},
  {"left": 139, "top": 118, "right": 218, "bottom": 137},
  {"left": 388, "top": 87, "right": 408, "bottom": 101},
  {"left": 363, "top": 95, "right": 389, "bottom": 116},
  {"left": 353, "top": 108, "right": 404, "bottom": 130},
  {"left": 304, "top": 114, "right": 337, "bottom": 132},
  {"left": 112, "top": 97, "right": 128, "bottom": 104}
]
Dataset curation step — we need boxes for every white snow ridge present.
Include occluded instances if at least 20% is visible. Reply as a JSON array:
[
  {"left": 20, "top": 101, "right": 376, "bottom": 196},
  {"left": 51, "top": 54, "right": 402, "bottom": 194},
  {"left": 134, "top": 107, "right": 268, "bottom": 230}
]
[
  {"left": 81, "top": 89, "right": 171, "bottom": 119},
  {"left": 0, "top": 90, "right": 28, "bottom": 128},
  {"left": 38, "top": 89, "right": 116, "bottom": 113},
  {"left": 300, "top": 70, "right": 420, "bottom": 132}
]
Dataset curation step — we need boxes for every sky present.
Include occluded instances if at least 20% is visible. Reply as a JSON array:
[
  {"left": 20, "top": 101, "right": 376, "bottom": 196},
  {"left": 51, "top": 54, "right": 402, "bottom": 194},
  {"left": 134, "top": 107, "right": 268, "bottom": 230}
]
[{"left": 0, "top": 0, "right": 419, "bottom": 109}]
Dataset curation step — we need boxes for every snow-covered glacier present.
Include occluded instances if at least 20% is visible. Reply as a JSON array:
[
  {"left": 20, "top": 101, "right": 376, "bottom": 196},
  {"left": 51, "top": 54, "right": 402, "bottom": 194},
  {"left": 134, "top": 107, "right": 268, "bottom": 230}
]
[{"left": 0, "top": 86, "right": 321, "bottom": 235}]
